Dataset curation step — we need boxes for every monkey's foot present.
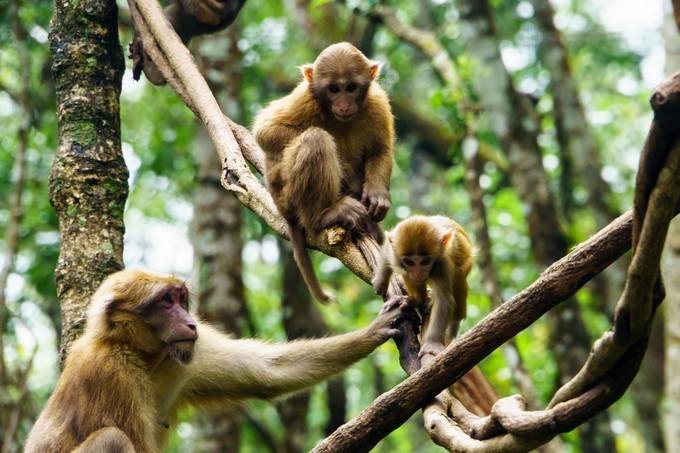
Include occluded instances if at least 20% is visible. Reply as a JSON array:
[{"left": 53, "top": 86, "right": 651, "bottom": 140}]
[
  {"left": 320, "top": 197, "right": 369, "bottom": 231},
  {"left": 418, "top": 341, "right": 446, "bottom": 359}
]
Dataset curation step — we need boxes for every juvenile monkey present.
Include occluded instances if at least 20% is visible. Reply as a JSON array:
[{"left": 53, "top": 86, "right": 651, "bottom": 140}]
[
  {"left": 372, "top": 215, "right": 473, "bottom": 358},
  {"left": 25, "top": 269, "right": 406, "bottom": 452},
  {"left": 253, "top": 42, "right": 394, "bottom": 304},
  {"left": 130, "top": 0, "right": 247, "bottom": 84}
]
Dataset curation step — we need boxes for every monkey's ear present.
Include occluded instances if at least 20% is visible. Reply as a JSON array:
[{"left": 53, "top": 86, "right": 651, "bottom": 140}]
[
  {"left": 301, "top": 64, "right": 314, "bottom": 83},
  {"left": 442, "top": 229, "right": 454, "bottom": 249},
  {"left": 386, "top": 231, "right": 394, "bottom": 245},
  {"left": 369, "top": 62, "right": 382, "bottom": 80}
]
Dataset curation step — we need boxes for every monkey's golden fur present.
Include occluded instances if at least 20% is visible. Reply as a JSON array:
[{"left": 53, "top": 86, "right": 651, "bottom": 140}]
[
  {"left": 25, "top": 269, "right": 404, "bottom": 452},
  {"left": 253, "top": 42, "right": 394, "bottom": 304},
  {"left": 373, "top": 215, "right": 473, "bottom": 357}
]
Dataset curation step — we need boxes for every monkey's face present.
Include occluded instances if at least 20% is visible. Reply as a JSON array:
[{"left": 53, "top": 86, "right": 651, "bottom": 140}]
[
  {"left": 400, "top": 255, "right": 435, "bottom": 284},
  {"left": 146, "top": 285, "right": 198, "bottom": 364},
  {"left": 325, "top": 81, "right": 363, "bottom": 122}
]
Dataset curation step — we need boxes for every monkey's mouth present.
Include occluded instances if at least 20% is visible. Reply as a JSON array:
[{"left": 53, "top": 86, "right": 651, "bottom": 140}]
[{"left": 334, "top": 112, "right": 357, "bottom": 122}]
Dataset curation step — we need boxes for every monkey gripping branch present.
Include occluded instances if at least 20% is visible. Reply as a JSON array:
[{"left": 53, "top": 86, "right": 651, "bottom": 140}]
[{"left": 127, "top": 0, "right": 680, "bottom": 450}]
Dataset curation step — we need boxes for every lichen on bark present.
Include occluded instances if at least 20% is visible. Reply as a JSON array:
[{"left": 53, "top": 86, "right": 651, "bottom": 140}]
[{"left": 48, "top": 0, "right": 128, "bottom": 364}]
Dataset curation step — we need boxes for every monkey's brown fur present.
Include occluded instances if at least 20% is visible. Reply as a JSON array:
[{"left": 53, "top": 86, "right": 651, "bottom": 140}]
[
  {"left": 25, "top": 269, "right": 405, "bottom": 452},
  {"left": 253, "top": 42, "right": 394, "bottom": 304},
  {"left": 373, "top": 215, "right": 473, "bottom": 358}
]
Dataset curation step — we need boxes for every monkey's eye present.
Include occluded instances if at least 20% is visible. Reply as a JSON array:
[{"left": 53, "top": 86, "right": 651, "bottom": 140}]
[
  {"left": 403, "top": 258, "right": 415, "bottom": 267},
  {"left": 161, "top": 293, "right": 173, "bottom": 308},
  {"left": 421, "top": 258, "right": 432, "bottom": 266},
  {"left": 328, "top": 84, "right": 340, "bottom": 93},
  {"left": 346, "top": 82, "right": 357, "bottom": 93}
]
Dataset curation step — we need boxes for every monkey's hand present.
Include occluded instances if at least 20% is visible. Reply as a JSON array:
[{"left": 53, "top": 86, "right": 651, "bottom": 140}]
[
  {"left": 361, "top": 186, "right": 391, "bottom": 222},
  {"left": 418, "top": 341, "right": 446, "bottom": 359},
  {"left": 368, "top": 295, "right": 409, "bottom": 342}
]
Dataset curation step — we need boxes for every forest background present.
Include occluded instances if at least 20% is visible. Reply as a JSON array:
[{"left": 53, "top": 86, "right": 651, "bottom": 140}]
[{"left": 1, "top": 0, "right": 680, "bottom": 451}]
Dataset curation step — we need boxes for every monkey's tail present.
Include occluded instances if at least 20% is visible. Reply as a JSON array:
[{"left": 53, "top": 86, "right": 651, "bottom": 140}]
[{"left": 288, "top": 221, "right": 336, "bottom": 304}]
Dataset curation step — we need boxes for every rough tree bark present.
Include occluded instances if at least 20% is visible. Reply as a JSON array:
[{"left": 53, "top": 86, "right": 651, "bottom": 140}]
[{"left": 49, "top": 0, "right": 128, "bottom": 363}]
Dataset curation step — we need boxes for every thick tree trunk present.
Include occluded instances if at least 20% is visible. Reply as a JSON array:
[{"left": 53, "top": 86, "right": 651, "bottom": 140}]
[
  {"left": 192, "top": 27, "right": 247, "bottom": 451},
  {"left": 457, "top": 1, "right": 616, "bottom": 450},
  {"left": 48, "top": 0, "right": 127, "bottom": 362}
]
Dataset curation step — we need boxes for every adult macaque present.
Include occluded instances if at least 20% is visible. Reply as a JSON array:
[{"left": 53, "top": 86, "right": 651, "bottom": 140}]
[
  {"left": 130, "top": 0, "right": 247, "bottom": 85},
  {"left": 25, "top": 269, "right": 406, "bottom": 452},
  {"left": 372, "top": 215, "right": 473, "bottom": 358},
  {"left": 253, "top": 42, "right": 394, "bottom": 304}
]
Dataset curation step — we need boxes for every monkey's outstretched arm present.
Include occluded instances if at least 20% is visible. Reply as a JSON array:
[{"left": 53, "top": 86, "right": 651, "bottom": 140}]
[{"left": 184, "top": 299, "right": 405, "bottom": 401}]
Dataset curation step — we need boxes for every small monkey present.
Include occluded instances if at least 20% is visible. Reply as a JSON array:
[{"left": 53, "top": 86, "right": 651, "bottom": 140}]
[
  {"left": 253, "top": 42, "right": 394, "bottom": 304},
  {"left": 130, "top": 0, "right": 247, "bottom": 84},
  {"left": 372, "top": 215, "right": 473, "bottom": 358},
  {"left": 25, "top": 269, "right": 406, "bottom": 452}
]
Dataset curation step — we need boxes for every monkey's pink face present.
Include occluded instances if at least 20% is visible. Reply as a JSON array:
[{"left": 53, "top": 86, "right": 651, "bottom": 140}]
[
  {"left": 401, "top": 256, "right": 434, "bottom": 284},
  {"left": 148, "top": 285, "right": 198, "bottom": 364}
]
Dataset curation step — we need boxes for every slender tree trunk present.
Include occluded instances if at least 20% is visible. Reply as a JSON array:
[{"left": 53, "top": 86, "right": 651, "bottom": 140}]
[
  {"left": 458, "top": 1, "right": 616, "bottom": 450},
  {"left": 277, "top": 244, "right": 347, "bottom": 451},
  {"left": 530, "top": 0, "right": 616, "bottom": 226},
  {"left": 0, "top": 0, "right": 32, "bottom": 444},
  {"left": 663, "top": 5, "right": 680, "bottom": 452},
  {"left": 464, "top": 140, "right": 564, "bottom": 453},
  {"left": 531, "top": 0, "right": 627, "bottom": 317},
  {"left": 48, "top": 0, "right": 127, "bottom": 363},
  {"left": 192, "top": 27, "right": 247, "bottom": 452}
]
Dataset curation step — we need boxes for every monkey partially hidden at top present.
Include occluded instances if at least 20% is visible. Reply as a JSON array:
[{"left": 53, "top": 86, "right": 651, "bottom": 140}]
[
  {"left": 253, "top": 42, "right": 394, "bottom": 304},
  {"left": 131, "top": 0, "right": 247, "bottom": 84},
  {"left": 372, "top": 215, "right": 473, "bottom": 359}
]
